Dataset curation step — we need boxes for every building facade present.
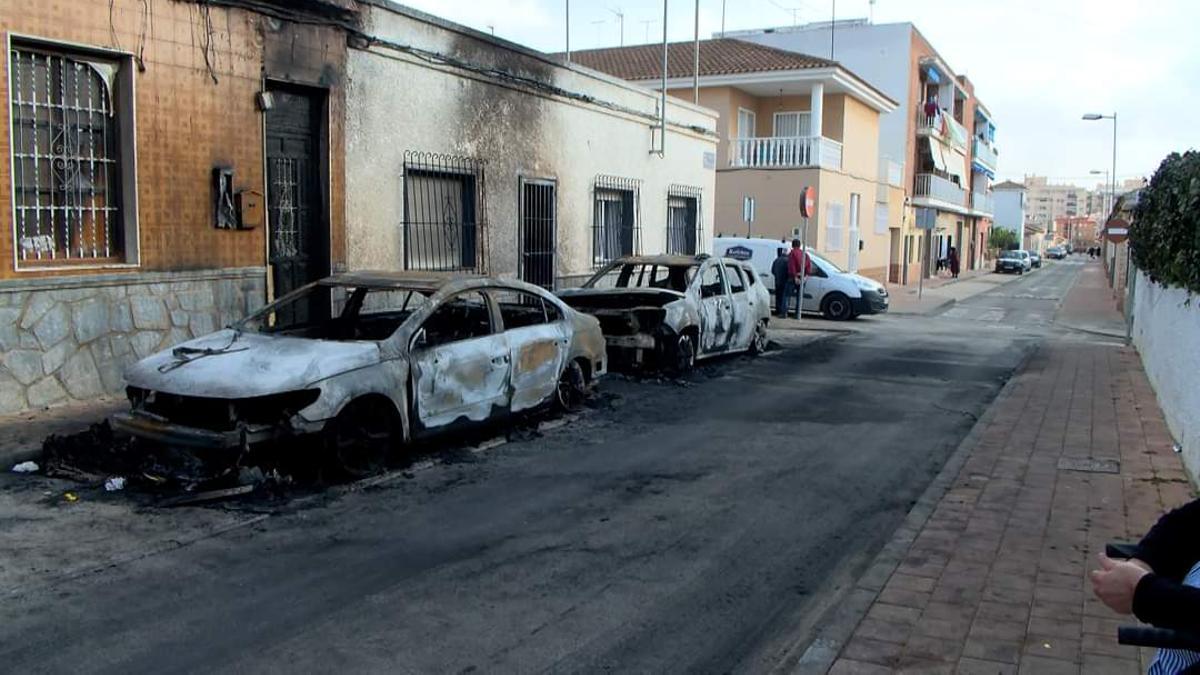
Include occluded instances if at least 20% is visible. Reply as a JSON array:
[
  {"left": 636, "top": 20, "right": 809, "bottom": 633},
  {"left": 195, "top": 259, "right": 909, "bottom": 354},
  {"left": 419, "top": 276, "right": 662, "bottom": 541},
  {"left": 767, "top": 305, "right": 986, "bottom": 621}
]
[
  {"left": 568, "top": 39, "right": 899, "bottom": 283},
  {"left": 725, "top": 20, "right": 1000, "bottom": 285},
  {"left": 0, "top": 0, "right": 717, "bottom": 414},
  {"left": 992, "top": 180, "right": 1025, "bottom": 240}
]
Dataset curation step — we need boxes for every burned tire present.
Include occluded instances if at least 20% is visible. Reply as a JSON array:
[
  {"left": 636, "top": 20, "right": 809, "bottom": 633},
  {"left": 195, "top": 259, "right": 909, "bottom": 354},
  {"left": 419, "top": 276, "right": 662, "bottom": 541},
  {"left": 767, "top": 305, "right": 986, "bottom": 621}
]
[
  {"left": 821, "top": 292, "right": 853, "bottom": 321},
  {"left": 325, "top": 398, "right": 398, "bottom": 480},
  {"left": 668, "top": 332, "right": 697, "bottom": 375},
  {"left": 555, "top": 360, "right": 588, "bottom": 412},
  {"left": 748, "top": 319, "right": 768, "bottom": 356}
]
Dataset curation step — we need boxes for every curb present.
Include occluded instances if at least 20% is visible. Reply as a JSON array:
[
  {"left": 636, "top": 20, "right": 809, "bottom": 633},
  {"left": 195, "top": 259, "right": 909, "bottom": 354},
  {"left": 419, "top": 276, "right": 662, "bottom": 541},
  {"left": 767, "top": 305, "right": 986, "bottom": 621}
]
[{"left": 777, "top": 340, "right": 1041, "bottom": 674}]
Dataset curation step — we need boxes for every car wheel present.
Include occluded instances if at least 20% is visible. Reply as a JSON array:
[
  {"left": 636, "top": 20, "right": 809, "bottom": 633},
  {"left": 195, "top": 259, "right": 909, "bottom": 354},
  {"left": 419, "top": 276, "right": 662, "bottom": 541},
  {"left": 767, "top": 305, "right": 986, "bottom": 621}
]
[
  {"left": 748, "top": 319, "right": 768, "bottom": 355},
  {"left": 668, "top": 332, "right": 697, "bottom": 374},
  {"left": 555, "top": 360, "right": 587, "bottom": 412},
  {"left": 325, "top": 398, "right": 397, "bottom": 480},
  {"left": 1018, "top": 267, "right": 1024, "bottom": 275},
  {"left": 822, "top": 293, "right": 853, "bottom": 321}
]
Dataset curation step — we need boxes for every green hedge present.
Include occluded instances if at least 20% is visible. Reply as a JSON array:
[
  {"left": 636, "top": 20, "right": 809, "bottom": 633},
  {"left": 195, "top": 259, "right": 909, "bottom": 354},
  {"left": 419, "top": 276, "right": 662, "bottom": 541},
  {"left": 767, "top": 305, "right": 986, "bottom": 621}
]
[{"left": 1131, "top": 151, "right": 1200, "bottom": 294}]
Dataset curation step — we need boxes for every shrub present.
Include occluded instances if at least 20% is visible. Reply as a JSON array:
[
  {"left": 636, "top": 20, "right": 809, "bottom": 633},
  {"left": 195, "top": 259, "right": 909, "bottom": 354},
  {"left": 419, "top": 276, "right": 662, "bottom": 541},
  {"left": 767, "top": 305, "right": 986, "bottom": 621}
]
[
  {"left": 1131, "top": 151, "right": 1200, "bottom": 294},
  {"left": 988, "top": 227, "right": 1018, "bottom": 251}
]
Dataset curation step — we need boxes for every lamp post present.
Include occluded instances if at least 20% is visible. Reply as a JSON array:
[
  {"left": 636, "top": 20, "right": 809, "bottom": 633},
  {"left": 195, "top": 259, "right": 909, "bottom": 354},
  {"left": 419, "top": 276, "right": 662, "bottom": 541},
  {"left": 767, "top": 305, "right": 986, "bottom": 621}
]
[{"left": 1082, "top": 112, "right": 1117, "bottom": 222}]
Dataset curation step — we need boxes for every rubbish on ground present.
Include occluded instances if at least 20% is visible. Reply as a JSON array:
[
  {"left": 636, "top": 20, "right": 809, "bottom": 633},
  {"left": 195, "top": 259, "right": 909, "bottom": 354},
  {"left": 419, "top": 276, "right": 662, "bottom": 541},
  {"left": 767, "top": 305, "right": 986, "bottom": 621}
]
[
  {"left": 11, "top": 461, "right": 39, "bottom": 473},
  {"left": 64, "top": 492, "right": 79, "bottom": 502},
  {"left": 104, "top": 476, "right": 126, "bottom": 492},
  {"left": 158, "top": 484, "right": 255, "bottom": 507},
  {"left": 1174, "top": 443, "right": 1183, "bottom": 454}
]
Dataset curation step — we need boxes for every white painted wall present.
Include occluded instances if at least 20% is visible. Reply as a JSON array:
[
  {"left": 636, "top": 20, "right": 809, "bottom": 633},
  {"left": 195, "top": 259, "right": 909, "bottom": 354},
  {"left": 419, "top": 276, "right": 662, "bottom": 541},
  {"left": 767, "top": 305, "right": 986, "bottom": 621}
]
[
  {"left": 1130, "top": 271, "right": 1200, "bottom": 482},
  {"left": 345, "top": 5, "right": 717, "bottom": 285},
  {"left": 729, "top": 23, "right": 914, "bottom": 176},
  {"left": 993, "top": 188, "right": 1024, "bottom": 236}
]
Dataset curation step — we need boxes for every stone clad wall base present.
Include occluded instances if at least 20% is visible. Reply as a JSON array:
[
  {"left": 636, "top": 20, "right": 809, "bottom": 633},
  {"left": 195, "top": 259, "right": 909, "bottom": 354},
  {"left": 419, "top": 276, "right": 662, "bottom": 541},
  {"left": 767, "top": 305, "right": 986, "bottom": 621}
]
[{"left": 0, "top": 268, "right": 266, "bottom": 414}]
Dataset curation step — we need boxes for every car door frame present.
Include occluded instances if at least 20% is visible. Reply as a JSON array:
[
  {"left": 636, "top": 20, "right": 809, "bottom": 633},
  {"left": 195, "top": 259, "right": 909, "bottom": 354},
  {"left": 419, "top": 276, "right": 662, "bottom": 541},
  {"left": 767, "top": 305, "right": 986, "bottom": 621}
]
[
  {"left": 489, "top": 285, "right": 571, "bottom": 414},
  {"left": 723, "top": 261, "right": 756, "bottom": 351},
  {"left": 693, "top": 259, "right": 734, "bottom": 355},
  {"left": 407, "top": 288, "right": 512, "bottom": 433}
]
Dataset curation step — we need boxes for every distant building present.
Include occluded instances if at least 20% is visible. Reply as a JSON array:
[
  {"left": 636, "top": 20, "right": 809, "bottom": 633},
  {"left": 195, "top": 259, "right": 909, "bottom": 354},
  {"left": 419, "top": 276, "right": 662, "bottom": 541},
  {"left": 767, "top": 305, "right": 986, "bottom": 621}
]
[
  {"left": 992, "top": 181, "right": 1026, "bottom": 241},
  {"left": 1024, "top": 175, "right": 1103, "bottom": 228},
  {"left": 723, "top": 19, "right": 999, "bottom": 285}
]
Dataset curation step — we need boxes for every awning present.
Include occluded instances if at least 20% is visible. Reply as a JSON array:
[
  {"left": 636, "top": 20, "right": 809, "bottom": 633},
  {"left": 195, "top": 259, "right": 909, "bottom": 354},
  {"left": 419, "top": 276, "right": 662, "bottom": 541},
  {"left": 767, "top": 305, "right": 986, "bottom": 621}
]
[
  {"left": 972, "top": 160, "right": 995, "bottom": 179},
  {"left": 925, "top": 66, "right": 941, "bottom": 84},
  {"left": 943, "top": 147, "right": 966, "bottom": 183},
  {"left": 926, "top": 137, "right": 947, "bottom": 171}
]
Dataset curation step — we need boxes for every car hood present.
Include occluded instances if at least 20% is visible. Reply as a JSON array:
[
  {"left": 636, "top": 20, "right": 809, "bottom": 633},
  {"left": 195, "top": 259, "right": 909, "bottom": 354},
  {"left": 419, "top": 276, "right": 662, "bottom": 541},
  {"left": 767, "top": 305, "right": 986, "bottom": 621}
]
[
  {"left": 844, "top": 273, "right": 886, "bottom": 293},
  {"left": 123, "top": 329, "right": 382, "bottom": 399}
]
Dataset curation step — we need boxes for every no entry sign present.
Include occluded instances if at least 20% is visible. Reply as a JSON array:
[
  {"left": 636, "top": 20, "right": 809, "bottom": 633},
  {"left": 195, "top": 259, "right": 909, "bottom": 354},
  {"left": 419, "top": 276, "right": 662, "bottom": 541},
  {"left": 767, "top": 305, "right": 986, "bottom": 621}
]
[{"left": 800, "top": 186, "right": 816, "bottom": 218}]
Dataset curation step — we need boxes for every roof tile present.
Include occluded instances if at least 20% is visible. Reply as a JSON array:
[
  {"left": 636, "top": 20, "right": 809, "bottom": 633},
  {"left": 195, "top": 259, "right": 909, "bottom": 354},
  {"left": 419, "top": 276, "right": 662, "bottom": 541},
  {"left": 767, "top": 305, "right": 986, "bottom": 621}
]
[{"left": 564, "top": 38, "right": 836, "bottom": 81}]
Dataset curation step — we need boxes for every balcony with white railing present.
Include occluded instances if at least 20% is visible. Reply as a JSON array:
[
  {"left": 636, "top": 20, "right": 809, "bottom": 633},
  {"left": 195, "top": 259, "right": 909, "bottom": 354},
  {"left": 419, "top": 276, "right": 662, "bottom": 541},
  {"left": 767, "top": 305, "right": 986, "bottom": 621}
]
[
  {"left": 914, "top": 173, "right": 967, "bottom": 209},
  {"left": 972, "top": 137, "right": 998, "bottom": 171},
  {"left": 730, "top": 136, "right": 843, "bottom": 170},
  {"left": 971, "top": 190, "right": 994, "bottom": 215}
]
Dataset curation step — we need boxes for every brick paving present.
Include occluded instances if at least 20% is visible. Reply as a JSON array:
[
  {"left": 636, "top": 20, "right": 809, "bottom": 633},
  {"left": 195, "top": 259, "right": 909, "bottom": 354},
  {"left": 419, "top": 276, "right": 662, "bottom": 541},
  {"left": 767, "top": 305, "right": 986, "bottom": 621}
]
[{"left": 829, "top": 272, "right": 1195, "bottom": 674}]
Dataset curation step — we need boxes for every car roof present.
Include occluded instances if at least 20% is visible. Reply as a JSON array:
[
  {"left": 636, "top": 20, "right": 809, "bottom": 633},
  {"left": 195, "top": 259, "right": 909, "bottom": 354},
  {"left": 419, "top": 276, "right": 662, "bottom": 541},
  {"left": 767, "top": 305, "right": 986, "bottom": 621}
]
[
  {"left": 319, "top": 270, "right": 484, "bottom": 292},
  {"left": 609, "top": 254, "right": 706, "bottom": 267}
]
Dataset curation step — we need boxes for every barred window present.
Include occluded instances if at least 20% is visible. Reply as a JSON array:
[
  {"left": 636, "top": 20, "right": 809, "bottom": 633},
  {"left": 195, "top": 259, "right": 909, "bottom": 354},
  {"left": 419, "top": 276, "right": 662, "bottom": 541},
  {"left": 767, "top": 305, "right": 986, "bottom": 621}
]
[
  {"left": 402, "top": 151, "right": 488, "bottom": 272},
  {"left": 592, "top": 176, "right": 640, "bottom": 266},
  {"left": 9, "top": 44, "right": 136, "bottom": 267},
  {"left": 666, "top": 184, "right": 701, "bottom": 256}
]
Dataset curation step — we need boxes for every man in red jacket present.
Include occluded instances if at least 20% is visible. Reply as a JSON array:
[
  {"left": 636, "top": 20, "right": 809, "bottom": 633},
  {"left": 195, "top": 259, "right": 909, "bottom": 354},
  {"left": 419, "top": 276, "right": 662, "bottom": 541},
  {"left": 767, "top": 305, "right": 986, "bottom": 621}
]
[{"left": 784, "top": 239, "right": 812, "bottom": 319}]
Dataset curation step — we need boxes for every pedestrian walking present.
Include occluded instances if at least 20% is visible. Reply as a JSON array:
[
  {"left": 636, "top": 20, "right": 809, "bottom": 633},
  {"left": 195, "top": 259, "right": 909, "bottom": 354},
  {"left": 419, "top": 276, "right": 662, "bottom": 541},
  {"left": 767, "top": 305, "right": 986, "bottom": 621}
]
[
  {"left": 786, "top": 239, "right": 811, "bottom": 319},
  {"left": 948, "top": 246, "right": 960, "bottom": 279},
  {"left": 771, "top": 249, "right": 790, "bottom": 317}
]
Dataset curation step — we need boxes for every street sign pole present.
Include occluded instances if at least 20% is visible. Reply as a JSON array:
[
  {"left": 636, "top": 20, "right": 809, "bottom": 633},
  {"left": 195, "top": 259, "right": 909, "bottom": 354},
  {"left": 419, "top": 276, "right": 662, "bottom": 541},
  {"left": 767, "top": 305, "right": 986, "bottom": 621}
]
[{"left": 798, "top": 186, "right": 816, "bottom": 322}]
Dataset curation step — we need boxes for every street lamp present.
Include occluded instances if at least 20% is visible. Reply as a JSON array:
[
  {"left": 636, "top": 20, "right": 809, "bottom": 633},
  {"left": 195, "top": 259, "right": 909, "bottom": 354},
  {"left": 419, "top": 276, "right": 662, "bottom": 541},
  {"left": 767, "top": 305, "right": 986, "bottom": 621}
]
[
  {"left": 1090, "top": 169, "right": 1110, "bottom": 216},
  {"left": 1082, "top": 112, "right": 1117, "bottom": 221}
]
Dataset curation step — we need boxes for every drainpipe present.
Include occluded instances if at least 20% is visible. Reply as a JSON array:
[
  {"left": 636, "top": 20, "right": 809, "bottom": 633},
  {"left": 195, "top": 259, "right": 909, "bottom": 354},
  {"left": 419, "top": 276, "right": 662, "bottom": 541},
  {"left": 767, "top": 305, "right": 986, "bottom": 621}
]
[
  {"left": 659, "top": 0, "right": 668, "bottom": 157},
  {"left": 565, "top": 0, "right": 570, "bottom": 63}
]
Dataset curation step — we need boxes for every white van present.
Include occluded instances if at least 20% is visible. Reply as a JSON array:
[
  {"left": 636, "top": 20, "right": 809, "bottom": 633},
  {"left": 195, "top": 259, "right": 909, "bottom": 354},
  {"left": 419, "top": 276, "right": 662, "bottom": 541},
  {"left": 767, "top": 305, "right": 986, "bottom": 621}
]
[{"left": 712, "top": 236, "right": 890, "bottom": 321}]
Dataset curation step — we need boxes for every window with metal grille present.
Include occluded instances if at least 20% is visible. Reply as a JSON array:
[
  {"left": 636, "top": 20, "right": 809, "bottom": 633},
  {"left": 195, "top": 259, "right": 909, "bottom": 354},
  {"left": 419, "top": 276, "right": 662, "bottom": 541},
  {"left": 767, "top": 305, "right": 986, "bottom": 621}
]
[
  {"left": 666, "top": 184, "right": 701, "bottom": 255},
  {"left": 9, "top": 43, "right": 136, "bottom": 267},
  {"left": 592, "top": 176, "right": 640, "bottom": 267},
  {"left": 402, "top": 151, "right": 488, "bottom": 272},
  {"left": 520, "top": 179, "right": 556, "bottom": 290}
]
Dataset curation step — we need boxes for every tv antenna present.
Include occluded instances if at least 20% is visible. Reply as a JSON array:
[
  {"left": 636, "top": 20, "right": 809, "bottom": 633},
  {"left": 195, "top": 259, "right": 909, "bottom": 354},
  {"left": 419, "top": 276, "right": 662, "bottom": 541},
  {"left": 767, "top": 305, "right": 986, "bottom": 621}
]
[
  {"left": 770, "top": 0, "right": 802, "bottom": 25},
  {"left": 609, "top": 8, "right": 625, "bottom": 46},
  {"left": 639, "top": 18, "right": 660, "bottom": 42}
]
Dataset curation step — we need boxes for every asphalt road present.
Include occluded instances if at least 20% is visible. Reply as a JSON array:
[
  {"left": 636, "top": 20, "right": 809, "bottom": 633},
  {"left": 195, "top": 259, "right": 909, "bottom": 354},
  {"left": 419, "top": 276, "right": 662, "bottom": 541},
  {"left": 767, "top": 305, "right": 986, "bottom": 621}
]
[{"left": 0, "top": 262, "right": 1086, "bottom": 674}]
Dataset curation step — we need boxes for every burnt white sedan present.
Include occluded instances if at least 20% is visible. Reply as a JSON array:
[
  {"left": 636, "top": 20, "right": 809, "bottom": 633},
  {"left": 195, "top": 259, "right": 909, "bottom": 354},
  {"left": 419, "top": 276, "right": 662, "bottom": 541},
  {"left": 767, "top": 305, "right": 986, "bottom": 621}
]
[{"left": 112, "top": 273, "right": 607, "bottom": 476}]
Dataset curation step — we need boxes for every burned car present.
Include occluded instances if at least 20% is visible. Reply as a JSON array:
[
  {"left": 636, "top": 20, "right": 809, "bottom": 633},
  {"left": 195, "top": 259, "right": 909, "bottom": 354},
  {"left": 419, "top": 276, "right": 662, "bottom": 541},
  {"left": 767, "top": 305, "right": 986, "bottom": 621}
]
[
  {"left": 111, "top": 273, "right": 607, "bottom": 476},
  {"left": 557, "top": 255, "right": 771, "bottom": 372}
]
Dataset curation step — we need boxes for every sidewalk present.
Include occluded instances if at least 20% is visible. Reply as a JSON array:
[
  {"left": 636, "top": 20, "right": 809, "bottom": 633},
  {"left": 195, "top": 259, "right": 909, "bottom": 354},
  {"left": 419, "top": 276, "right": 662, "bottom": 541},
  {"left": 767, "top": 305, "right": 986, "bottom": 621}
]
[
  {"left": 0, "top": 396, "right": 124, "bottom": 468},
  {"left": 888, "top": 267, "right": 1023, "bottom": 315},
  {"left": 821, "top": 268, "right": 1194, "bottom": 674}
]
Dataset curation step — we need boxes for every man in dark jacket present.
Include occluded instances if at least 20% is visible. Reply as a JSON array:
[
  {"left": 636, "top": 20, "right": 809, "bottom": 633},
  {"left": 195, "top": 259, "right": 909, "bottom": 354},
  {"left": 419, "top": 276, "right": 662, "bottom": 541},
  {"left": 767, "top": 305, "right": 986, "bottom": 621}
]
[
  {"left": 1091, "top": 498, "right": 1200, "bottom": 673},
  {"left": 771, "top": 249, "right": 790, "bottom": 317}
]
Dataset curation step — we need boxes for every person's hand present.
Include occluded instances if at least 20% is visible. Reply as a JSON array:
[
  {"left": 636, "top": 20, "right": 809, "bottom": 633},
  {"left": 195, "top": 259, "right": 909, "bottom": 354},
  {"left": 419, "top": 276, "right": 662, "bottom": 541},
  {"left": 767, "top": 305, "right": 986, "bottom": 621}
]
[{"left": 1090, "top": 553, "right": 1150, "bottom": 614}]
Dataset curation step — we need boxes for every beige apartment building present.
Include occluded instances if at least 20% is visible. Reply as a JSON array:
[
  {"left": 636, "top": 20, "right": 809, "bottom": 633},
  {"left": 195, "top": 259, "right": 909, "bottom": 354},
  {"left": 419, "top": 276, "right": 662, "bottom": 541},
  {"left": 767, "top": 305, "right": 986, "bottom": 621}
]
[
  {"left": 727, "top": 20, "right": 1001, "bottom": 285},
  {"left": 569, "top": 39, "right": 901, "bottom": 283}
]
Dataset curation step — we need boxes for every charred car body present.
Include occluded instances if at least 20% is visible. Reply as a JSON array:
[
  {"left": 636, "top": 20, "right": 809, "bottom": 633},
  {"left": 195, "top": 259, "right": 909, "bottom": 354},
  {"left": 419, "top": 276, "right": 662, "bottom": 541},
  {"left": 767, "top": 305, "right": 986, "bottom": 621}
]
[
  {"left": 111, "top": 273, "right": 607, "bottom": 475},
  {"left": 558, "top": 255, "right": 770, "bottom": 372}
]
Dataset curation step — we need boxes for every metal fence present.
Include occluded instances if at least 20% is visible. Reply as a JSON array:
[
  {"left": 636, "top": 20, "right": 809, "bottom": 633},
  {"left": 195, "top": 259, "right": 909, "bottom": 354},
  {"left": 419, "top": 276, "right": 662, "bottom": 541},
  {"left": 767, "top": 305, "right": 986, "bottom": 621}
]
[
  {"left": 9, "top": 47, "right": 123, "bottom": 264},
  {"left": 666, "top": 184, "right": 702, "bottom": 255},
  {"left": 592, "top": 175, "right": 641, "bottom": 267},
  {"left": 402, "top": 151, "right": 489, "bottom": 273}
]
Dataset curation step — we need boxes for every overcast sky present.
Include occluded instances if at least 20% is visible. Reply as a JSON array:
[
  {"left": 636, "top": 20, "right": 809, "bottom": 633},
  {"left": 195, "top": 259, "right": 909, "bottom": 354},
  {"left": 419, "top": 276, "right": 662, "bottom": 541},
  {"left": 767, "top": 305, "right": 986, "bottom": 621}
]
[{"left": 399, "top": 0, "right": 1197, "bottom": 188}]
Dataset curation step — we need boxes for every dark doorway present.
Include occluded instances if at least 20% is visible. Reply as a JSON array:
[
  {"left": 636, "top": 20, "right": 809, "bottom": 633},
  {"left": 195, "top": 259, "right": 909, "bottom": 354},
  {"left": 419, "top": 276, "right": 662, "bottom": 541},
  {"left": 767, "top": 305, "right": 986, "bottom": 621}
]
[
  {"left": 265, "top": 83, "right": 329, "bottom": 324},
  {"left": 666, "top": 194, "right": 699, "bottom": 255},
  {"left": 520, "top": 178, "right": 556, "bottom": 290}
]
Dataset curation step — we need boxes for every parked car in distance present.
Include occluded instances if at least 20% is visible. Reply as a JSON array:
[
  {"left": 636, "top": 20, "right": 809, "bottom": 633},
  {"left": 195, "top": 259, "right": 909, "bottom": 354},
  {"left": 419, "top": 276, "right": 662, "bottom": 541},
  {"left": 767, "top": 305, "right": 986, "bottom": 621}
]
[
  {"left": 112, "top": 273, "right": 607, "bottom": 477},
  {"left": 1028, "top": 251, "right": 1042, "bottom": 268},
  {"left": 711, "top": 236, "right": 789, "bottom": 293},
  {"left": 995, "top": 249, "right": 1031, "bottom": 274},
  {"left": 1045, "top": 246, "right": 1067, "bottom": 260},
  {"left": 558, "top": 254, "right": 770, "bottom": 373}
]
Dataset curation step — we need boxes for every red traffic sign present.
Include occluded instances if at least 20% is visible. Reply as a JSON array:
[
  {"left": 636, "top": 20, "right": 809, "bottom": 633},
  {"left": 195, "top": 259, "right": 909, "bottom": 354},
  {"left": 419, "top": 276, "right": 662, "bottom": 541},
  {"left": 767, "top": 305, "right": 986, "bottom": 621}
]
[
  {"left": 800, "top": 186, "right": 816, "bottom": 218},
  {"left": 1105, "top": 218, "right": 1129, "bottom": 244}
]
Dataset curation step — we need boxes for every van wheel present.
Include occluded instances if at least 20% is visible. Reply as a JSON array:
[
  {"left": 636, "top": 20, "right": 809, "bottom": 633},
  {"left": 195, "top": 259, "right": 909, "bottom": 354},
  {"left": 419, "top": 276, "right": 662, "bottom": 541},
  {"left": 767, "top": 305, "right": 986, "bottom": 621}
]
[
  {"left": 821, "top": 293, "right": 854, "bottom": 321},
  {"left": 555, "top": 360, "right": 587, "bottom": 412},
  {"left": 325, "top": 398, "right": 398, "bottom": 479},
  {"left": 749, "top": 320, "right": 768, "bottom": 355},
  {"left": 668, "top": 333, "right": 697, "bottom": 375}
]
